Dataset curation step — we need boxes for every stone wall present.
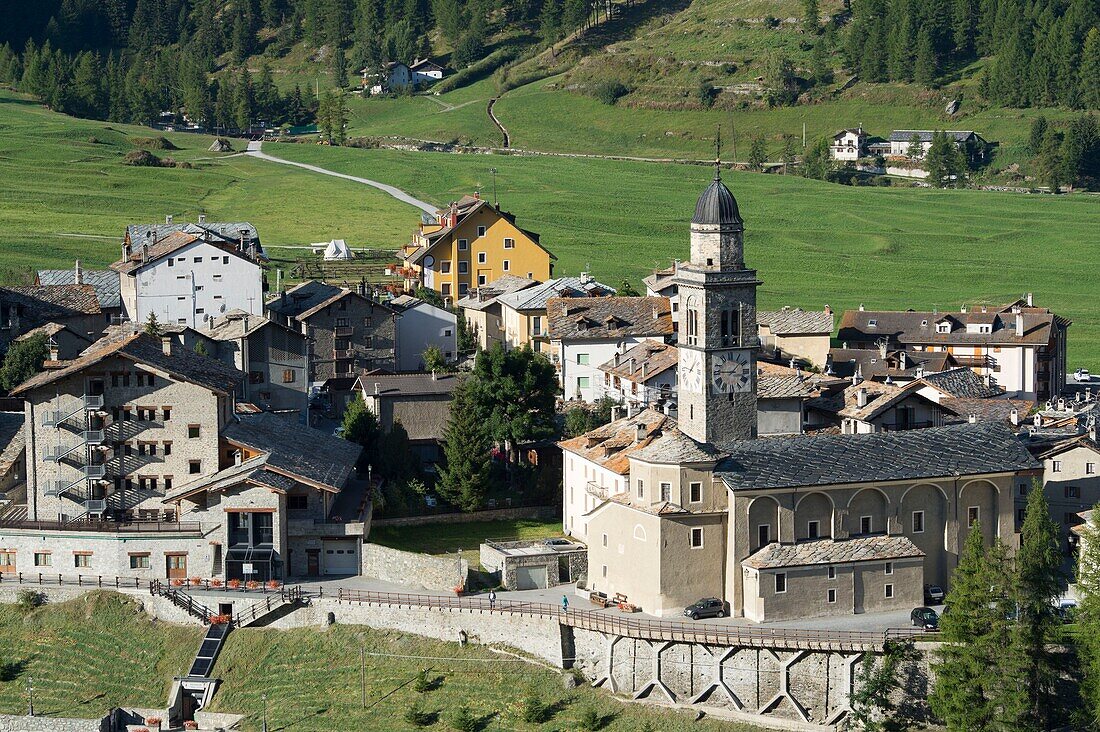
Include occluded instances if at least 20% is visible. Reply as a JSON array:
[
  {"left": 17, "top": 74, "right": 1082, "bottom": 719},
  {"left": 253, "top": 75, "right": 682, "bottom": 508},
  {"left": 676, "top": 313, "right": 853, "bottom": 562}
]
[
  {"left": 369, "top": 505, "right": 557, "bottom": 529},
  {"left": 360, "top": 543, "right": 468, "bottom": 591},
  {"left": 0, "top": 714, "right": 107, "bottom": 732},
  {"left": 480, "top": 541, "right": 587, "bottom": 590}
]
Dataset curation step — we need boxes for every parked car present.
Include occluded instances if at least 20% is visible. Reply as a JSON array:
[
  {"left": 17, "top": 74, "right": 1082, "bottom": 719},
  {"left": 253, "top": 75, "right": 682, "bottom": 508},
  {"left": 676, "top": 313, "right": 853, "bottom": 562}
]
[
  {"left": 684, "top": 597, "right": 727, "bottom": 620},
  {"left": 1075, "top": 368, "right": 1092, "bottom": 382},
  {"left": 1055, "top": 599, "right": 1077, "bottom": 623},
  {"left": 910, "top": 606, "right": 940, "bottom": 630},
  {"left": 543, "top": 538, "right": 573, "bottom": 547},
  {"left": 924, "top": 584, "right": 945, "bottom": 604}
]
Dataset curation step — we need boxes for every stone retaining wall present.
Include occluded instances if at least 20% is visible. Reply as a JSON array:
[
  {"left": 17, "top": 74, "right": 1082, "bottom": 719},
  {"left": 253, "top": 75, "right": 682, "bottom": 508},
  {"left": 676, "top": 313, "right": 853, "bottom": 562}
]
[
  {"left": 361, "top": 544, "right": 468, "bottom": 592},
  {"left": 0, "top": 714, "right": 107, "bottom": 732},
  {"left": 369, "top": 505, "right": 557, "bottom": 529}
]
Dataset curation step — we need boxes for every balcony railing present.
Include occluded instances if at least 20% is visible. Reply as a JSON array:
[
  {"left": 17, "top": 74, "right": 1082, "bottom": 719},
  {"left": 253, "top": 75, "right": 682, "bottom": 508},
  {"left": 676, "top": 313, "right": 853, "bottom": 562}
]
[
  {"left": 334, "top": 326, "right": 355, "bottom": 337},
  {"left": 83, "top": 464, "right": 107, "bottom": 480},
  {"left": 0, "top": 518, "right": 203, "bottom": 533},
  {"left": 42, "top": 395, "right": 105, "bottom": 427},
  {"left": 585, "top": 481, "right": 610, "bottom": 500},
  {"left": 952, "top": 355, "right": 993, "bottom": 369},
  {"left": 333, "top": 349, "right": 353, "bottom": 359}
]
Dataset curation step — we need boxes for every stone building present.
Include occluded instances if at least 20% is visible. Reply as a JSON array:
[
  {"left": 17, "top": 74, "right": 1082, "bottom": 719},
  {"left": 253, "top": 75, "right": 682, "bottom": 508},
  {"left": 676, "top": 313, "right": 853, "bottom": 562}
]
[
  {"left": 565, "top": 170, "right": 1042, "bottom": 621},
  {"left": 356, "top": 371, "right": 463, "bottom": 469},
  {"left": 0, "top": 284, "right": 106, "bottom": 354},
  {"left": 757, "top": 306, "right": 834, "bottom": 368},
  {"left": 266, "top": 281, "right": 398, "bottom": 384},
  {"left": 389, "top": 294, "right": 457, "bottom": 370},
  {"left": 37, "top": 261, "right": 124, "bottom": 325}
]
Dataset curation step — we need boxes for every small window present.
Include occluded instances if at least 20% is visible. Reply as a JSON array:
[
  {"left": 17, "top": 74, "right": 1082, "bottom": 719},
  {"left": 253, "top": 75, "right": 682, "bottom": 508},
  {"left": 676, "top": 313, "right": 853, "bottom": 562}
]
[
  {"left": 807, "top": 520, "right": 820, "bottom": 539},
  {"left": 502, "top": 260, "right": 510, "bottom": 272},
  {"left": 168, "top": 258, "right": 174, "bottom": 267},
  {"left": 827, "top": 588, "right": 836, "bottom": 603},
  {"left": 195, "top": 286, "right": 204, "bottom": 292},
  {"left": 690, "top": 527, "right": 703, "bottom": 547},
  {"left": 860, "top": 516, "right": 873, "bottom": 534},
  {"left": 602, "top": 533, "right": 608, "bottom": 547},
  {"left": 775, "top": 573, "right": 787, "bottom": 594},
  {"left": 335, "top": 317, "right": 348, "bottom": 327},
  {"left": 441, "top": 260, "right": 452, "bottom": 274},
  {"left": 885, "top": 584, "right": 894, "bottom": 599},
  {"left": 188, "top": 424, "right": 201, "bottom": 439},
  {"left": 223, "top": 256, "right": 229, "bottom": 264},
  {"left": 1066, "top": 486, "right": 1081, "bottom": 499},
  {"left": 189, "top": 460, "right": 202, "bottom": 475},
  {"left": 867, "top": 319, "right": 878, "bottom": 327},
  {"left": 213, "top": 275, "right": 222, "bottom": 282},
  {"left": 0, "top": 550, "right": 15, "bottom": 569},
  {"left": 576, "top": 376, "right": 590, "bottom": 390},
  {"left": 660, "top": 483, "right": 671, "bottom": 502},
  {"left": 476, "top": 225, "right": 486, "bottom": 237},
  {"left": 758, "top": 524, "right": 770, "bottom": 548},
  {"left": 477, "top": 252, "right": 487, "bottom": 264},
  {"left": 458, "top": 261, "right": 469, "bottom": 275},
  {"left": 163, "top": 441, "right": 172, "bottom": 456},
  {"left": 1053, "top": 460, "right": 1063, "bottom": 472},
  {"left": 1019, "top": 483, "right": 1028, "bottom": 496},
  {"left": 74, "top": 554, "right": 91, "bottom": 568},
  {"left": 689, "top": 482, "right": 702, "bottom": 503},
  {"left": 912, "top": 510, "right": 925, "bottom": 533},
  {"left": 129, "top": 554, "right": 150, "bottom": 569},
  {"left": 477, "top": 274, "right": 487, "bottom": 286},
  {"left": 164, "top": 476, "right": 173, "bottom": 491},
  {"left": 282, "top": 369, "right": 296, "bottom": 383},
  {"left": 637, "top": 480, "right": 644, "bottom": 499},
  {"left": 1017, "top": 507, "right": 1026, "bottom": 522},
  {"left": 458, "top": 239, "right": 468, "bottom": 251},
  {"left": 34, "top": 552, "right": 52, "bottom": 567},
  {"left": 885, "top": 562, "right": 893, "bottom": 576},
  {"left": 577, "top": 353, "right": 589, "bottom": 365},
  {"left": 1088, "top": 463, "right": 1096, "bottom": 475},
  {"left": 194, "top": 257, "right": 203, "bottom": 263},
  {"left": 602, "top": 565, "right": 607, "bottom": 578},
  {"left": 504, "top": 237, "right": 515, "bottom": 249},
  {"left": 828, "top": 566, "right": 836, "bottom": 580},
  {"left": 968, "top": 506, "right": 980, "bottom": 527},
  {"left": 441, "top": 283, "right": 452, "bottom": 296},
  {"left": 288, "top": 494, "right": 308, "bottom": 510}
]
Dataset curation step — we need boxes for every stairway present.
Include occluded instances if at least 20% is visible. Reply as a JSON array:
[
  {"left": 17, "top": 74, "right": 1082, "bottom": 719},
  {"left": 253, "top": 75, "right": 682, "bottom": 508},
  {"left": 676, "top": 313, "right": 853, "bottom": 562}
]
[
  {"left": 189, "top": 621, "right": 231, "bottom": 677},
  {"left": 149, "top": 579, "right": 214, "bottom": 622}
]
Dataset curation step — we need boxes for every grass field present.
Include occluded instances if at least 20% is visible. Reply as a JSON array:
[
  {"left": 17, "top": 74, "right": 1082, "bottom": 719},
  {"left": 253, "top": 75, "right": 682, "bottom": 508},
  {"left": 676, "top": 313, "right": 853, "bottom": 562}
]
[
  {"left": 369, "top": 518, "right": 564, "bottom": 566},
  {"left": 0, "top": 592, "right": 763, "bottom": 732},
  {"left": 266, "top": 141, "right": 1100, "bottom": 367},
  {"left": 0, "top": 90, "right": 412, "bottom": 279}
]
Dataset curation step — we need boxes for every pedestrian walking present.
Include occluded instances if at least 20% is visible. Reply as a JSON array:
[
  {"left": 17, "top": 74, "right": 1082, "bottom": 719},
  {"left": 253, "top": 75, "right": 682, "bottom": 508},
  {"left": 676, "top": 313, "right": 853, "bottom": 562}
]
[
  {"left": 561, "top": 594, "right": 569, "bottom": 613},
  {"left": 488, "top": 589, "right": 496, "bottom": 610}
]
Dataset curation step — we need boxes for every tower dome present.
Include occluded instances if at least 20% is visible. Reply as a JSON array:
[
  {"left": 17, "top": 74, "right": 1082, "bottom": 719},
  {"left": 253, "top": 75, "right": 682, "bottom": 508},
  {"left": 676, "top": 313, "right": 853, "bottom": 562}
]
[{"left": 691, "top": 172, "right": 742, "bottom": 227}]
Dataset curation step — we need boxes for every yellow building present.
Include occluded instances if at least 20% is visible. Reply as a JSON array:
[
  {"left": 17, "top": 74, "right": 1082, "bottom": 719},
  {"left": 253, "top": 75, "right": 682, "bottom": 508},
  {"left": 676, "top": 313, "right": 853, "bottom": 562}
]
[{"left": 400, "top": 194, "right": 555, "bottom": 305}]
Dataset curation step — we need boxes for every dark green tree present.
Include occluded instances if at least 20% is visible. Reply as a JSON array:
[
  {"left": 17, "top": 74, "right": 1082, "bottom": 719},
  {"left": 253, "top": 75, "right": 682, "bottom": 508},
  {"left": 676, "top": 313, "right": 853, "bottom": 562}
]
[
  {"left": 748, "top": 134, "right": 768, "bottom": 171},
  {"left": 422, "top": 345, "right": 446, "bottom": 371},
  {"left": 1081, "top": 29, "right": 1100, "bottom": 110},
  {"left": 330, "top": 46, "right": 349, "bottom": 89},
  {"left": 143, "top": 312, "right": 163, "bottom": 336},
  {"left": 1076, "top": 508, "right": 1100, "bottom": 726},
  {"left": 342, "top": 393, "right": 381, "bottom": 466},
  {"left": 437, "top": 382, "right": 493, "bottom": 511},
  {"left": 0, "top": 333, "right": 49, "bottom": 392},
  {"left": 914, "top": 28, "right": 937, "bottom": 86},
  {"left": 617, "top": 279, "right": 640, "bottom": 296},
  {"left": 564, "top": 406, "right": 591, "bottom": 438},
  {"left": 800, "top": 137, "right": 833, "bottom": 181},
  {"left": 464, "top": 344, "right": 558, "bottom": 457},
  {"left": 801, "top": 0, "right": 819, "bottom": 35},
  {"left": 907, "top": 133, "right": 923, "bottom": 159},
  {"left": 1028, "top": 116, "right": 1048, "bottom": 156},
  {"left": 925, "top": 130, "right": 968, "bottom": 188},
  {"left": 1037, "top": 128, "right": 1065, "bottom": 192}
]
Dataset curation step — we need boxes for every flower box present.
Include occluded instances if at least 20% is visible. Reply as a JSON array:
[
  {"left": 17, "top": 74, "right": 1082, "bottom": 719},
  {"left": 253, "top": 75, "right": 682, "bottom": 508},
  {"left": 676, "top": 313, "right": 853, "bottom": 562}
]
[
  {"left": 189, "top": 576, "right": 203, "bottom": 587},
  {"left": 183, "top": 722, "right": 199, "bottom": 731},
  {"left": 227, "top": 579, "right": 241, "bottom": 589},
  {"left": 245, "top": 580, "right": 260, "bottom": 590},
  {"left": 266, "top": 580, "right": 281, "bottom": 590},
  {"left": 210, "top": 579, "right": 223, "bottom": 588}
]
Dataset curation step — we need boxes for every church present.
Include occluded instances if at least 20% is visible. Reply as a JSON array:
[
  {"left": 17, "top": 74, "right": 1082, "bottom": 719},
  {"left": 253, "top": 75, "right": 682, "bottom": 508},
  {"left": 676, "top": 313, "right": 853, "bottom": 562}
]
[{"left": 562, "top": 169, "right": 1041, "bottom": 621}]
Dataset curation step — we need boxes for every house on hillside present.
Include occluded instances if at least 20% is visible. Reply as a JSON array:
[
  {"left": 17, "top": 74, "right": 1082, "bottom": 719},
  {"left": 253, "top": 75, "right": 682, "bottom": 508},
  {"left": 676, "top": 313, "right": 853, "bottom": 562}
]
[
  {"left": 0, "top": 284, "right": 106, "bottom": 354},
  {"left": 399, "top": 193, "right": 555, "bottom": 305},
  {"left": 362, "top": 58, "right": 447, "bottom": 94},
  {"left": 37, "top": 261, "right": 123, "bottom": 325},
  {"left": 887, "top": 130, "right": 989, "bottom": 163},
  {"left": 548, "top": 296, "right": 675, "bottom": 402},
  {"left": 830, "top": 127, "right": 869, "bottom": 161},
  {"left": 388, "top": 294, "right": 457, "bottom": 370},
  {"left": 456, "top": 274, "right": 539, "bottom": 351},
  {"left": 113, "top": 217, "right": 266, "bottom": 328},
  {"left": 495, "top": 275, "right": 616, "bottom": 355}
]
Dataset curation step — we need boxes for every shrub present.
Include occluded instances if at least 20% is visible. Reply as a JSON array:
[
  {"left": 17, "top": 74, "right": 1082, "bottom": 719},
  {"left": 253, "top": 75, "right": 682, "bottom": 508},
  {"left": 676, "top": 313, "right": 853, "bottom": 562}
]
[
  {"left": 227, "top": 578, "right": 241, "bottom": 589},
  {"left": 697, "top": 80, "right": 718, "bottom": 109},
  {"left": 131, "top": 135, "right": 178, "bottom": 150},
  {"left": 413, "top": 669, "right": 432, "bottom": 693},
  {"left": 449, "top": 704, "right": 478, "bottom": 732},
  {"left": 122, "top": 149, "right": 163, "bottom": 167},
  {"left": 521, "top": 691, "right": 548, "bottom": 723},
  {"left": 245, "top": 580, "right": 260, "bottom": 590},
  {"left": 404, "top": 700, "right": 435, "bottom": 726},
  {"left": 576, "top": 706, "right": 601, "bottom": 730},
  {"left": 15, "top": 589, "right": 45, "bottom": 613},
  {"left": 592, "top": 80, "right": 629, "bottom": 105}
]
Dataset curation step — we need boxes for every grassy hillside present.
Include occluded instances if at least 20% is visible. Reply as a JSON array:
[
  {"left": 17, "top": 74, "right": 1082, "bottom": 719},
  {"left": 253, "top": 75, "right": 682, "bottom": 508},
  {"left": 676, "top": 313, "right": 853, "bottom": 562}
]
[
  {"left": 0, "top": 90, "right": 413, "bottom": 279},
  {"left": 0, "top": 592, "right": 762, "bottom": 732},
  {"left": 267, "top": 141, "right": 1100, "bottom": 367}
]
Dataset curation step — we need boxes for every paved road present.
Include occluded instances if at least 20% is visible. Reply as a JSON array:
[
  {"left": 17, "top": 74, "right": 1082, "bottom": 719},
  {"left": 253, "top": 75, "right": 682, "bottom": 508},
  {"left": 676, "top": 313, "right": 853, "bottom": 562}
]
[{"left": 244, "top": 140, "right": 438, "bottom": 214}]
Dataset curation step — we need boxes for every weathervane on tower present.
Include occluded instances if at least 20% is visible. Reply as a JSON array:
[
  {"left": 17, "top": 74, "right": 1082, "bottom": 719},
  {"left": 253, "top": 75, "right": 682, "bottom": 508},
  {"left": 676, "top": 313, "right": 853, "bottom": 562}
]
[{"left": 715, "top": 125, "right": 722, "bottom": 180}]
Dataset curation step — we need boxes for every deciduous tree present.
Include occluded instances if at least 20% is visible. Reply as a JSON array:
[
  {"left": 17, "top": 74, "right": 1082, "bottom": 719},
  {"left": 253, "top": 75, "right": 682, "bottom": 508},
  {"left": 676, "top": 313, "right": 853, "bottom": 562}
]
[{"left": 0, "top": 333, "right": 49, "bottom": 392}]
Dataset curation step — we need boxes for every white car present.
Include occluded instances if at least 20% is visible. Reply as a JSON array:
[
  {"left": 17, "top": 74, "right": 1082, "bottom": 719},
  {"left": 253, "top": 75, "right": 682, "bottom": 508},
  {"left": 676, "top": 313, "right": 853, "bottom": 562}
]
[{"left": 1074, "top": 368, "right": 1092, "bottom": 382}]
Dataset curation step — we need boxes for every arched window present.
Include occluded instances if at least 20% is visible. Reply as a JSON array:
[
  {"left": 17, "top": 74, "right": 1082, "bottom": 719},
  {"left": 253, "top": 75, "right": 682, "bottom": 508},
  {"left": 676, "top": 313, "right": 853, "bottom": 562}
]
[
  {"left": 633, "top": 524, "right": 647, "bottom": 542},
  {"left": 685, "top": 296, "right": 699, "bottom": 346},
  {"left": 720, "top": 308, "right": 740, "bottom": 347}
]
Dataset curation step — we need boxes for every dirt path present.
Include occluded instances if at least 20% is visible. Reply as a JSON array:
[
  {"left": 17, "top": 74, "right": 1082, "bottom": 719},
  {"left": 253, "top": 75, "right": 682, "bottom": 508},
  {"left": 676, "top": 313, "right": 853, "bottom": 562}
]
[
  {"left": 486, "top": 97, "right": 510, "bottom": 148},
  {"left": 244, "top": 141, "right": 438, "bottom": 214}
]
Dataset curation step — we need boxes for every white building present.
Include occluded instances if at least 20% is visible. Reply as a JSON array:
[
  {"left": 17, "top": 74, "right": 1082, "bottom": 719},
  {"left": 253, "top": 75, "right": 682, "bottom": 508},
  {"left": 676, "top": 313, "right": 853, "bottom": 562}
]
[
  {"left": 597, "top": 340, "right": 677, "bottom": 412},
  {"left": 362, "top": 59, "right": 446, "bottom": 95},
  {"left": 548, "top": 296, "right": 675, "bottom": 402},
  {"left": 389, "top": 294, "right": 458, "bottom": 370},
  {"left": 830, "top": 127, "right": 868, "bottom": 161},
  {"left": 887, "top": 130, "right": 988, "bottom": 160},
  {"left": 113, "top": 222, "right": 265, "bottom": 329}
]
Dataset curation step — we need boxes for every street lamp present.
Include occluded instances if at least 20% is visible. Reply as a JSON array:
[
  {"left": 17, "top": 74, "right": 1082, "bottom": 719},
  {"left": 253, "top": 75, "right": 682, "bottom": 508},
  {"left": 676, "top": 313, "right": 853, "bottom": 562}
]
[
  {"left": 261, "top": 692, "right": 268, "bottom": 732},
  {"left": 26, "top": 676, "right": 34, "bottom": 717},
  {"left": 489, "top": 167, "right": 498, "bottom": 206}
]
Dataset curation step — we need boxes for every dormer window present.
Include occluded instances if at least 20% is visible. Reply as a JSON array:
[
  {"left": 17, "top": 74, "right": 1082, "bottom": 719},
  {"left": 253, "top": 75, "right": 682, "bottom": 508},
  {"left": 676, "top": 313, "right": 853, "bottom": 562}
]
[
  {"left": 936, "top": 322, "right": 951, "bottom": 333},
  {"left": 867, "top": 319, "right": 877, "bottom": 328}
]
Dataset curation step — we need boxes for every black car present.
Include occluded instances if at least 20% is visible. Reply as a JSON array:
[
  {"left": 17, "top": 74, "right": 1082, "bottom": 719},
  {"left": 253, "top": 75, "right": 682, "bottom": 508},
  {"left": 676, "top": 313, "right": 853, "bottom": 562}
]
[
  {"left": 924, "top": 584, "right": 945, "bottom": 604},
  {"left": 684, "top": 597, "right": 727, "bottom": 620},
  {"left": 911, "top": 606, "right": 940, "bottom": 630}
]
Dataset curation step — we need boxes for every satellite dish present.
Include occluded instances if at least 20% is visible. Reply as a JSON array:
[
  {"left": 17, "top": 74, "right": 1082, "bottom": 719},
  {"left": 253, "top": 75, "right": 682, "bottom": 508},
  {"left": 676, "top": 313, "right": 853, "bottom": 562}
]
[{"left": 423, "top": 255, "right": 435, "bottom": 267}]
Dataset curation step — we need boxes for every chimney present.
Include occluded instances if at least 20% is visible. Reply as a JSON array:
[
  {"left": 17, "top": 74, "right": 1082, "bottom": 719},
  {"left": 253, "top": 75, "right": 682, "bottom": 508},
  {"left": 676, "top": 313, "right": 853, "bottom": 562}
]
[
  {"left": 629, "top": 357, "right": 636, "bottom": 374},
  {"left": 641, "top": 362, "right": 649, "bottom": 380},
  {"left": 234, "top": 449, "right": 242, "bottom": 465},
  {"left": 1016, "top": 313, "right": 1024, "bottom": 337},
  {"left": 165, "top": 214, "right": 173, "bottom": 224},
  {"left": 652, "top": 304, "right": 659, "bottom": 320},
  {"left": 823, "top": 304, "right": 831, "bottom": 315},
  {"left": 635, "top": 423, "right": 646, "bottom": 442},
  {"left": 374, "top": 382, "right": 381, "bottom": 396},
  {"left": 1034, "top": 414, "right": 1043, "bottom": 428},
  {"left": 856, "top": 387, "right": 868, "bottom": 408},
  {"left": 960, "top": 304, "right": 967, "bottom": 313},
  {"left": 357, "top": 280, "right": 366, "bottom": 296},
  {"left": 1010, "top": 408, "right": 1020, "bottom": 426},
  {"left": 74, "top": 260, "right": 83, "bottom": 285},
  {"left": 968, "top": 413, "right": 977, "bottom": 424},
  {"left": 1027, "top": 292, "right": 1033, "bottom": 307},
  {"left": 160, "top": 336, "right": 172, "bottom": 356},
  {"left": 123, "top": 242, "right": 131, "bottom": 260},
  {"left": 878, "top": 341, "right": 887, "bottom": 359},
  {"left": 560, "top": 301, "right": 568, "bottom": 316},
  {"left": 858, "top": 303, "right": 865, "bottom": 311},
  {"left": 613, "top": 353, "right": 620, "bottom": 366},
  {"left": 198, "top": 213, "right": 206, "bottom": 224},
  {"left": 48, "top": 343, "right": 59, "bottom": 361},
  {"left": 473, "top": 190, "right": 480, "bottom": 200},
  {"left": 141, "top": 242, "right": 149, "bottom": 263},
  {"left": 610, "top": 406, "right": 620, "bottom": 422},
  {"left": 1089, "top": 416, "right": 1097, "bottom": 442},
  {"left": 432, "top": 369, "right": 437, "bottom": 381},
  {"left": 899, "top": 351, "right": 907, "bottom": 369}
]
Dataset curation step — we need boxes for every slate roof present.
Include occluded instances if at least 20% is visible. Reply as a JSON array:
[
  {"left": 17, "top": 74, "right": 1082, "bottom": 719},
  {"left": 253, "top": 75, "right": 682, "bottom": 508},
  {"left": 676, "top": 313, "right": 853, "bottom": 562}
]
[
  {"left": 496, "top": 276, "right": 616, "bottom": 312},
  {"left": 14, "top": 322, "right": 92, "bottom": 344},
  {"left": 716, "top": 421, "right": 1039, "bottom": 492},
  {"left": 757, "top": 374, "right": 819, "bottom": 400},
  {"left": 456, "top": 275, "right": 539, "bottom": 312},
  {"left": 112, "top": 231, "right": 264, "bottom": 275},
  {"left": 10, "top": 331, "right": 244, "bottom": 396},
  {"left": 126, "top": 221, "right": 262, "bottom": 250},
  {"left": 758, "top": 307, "right": 834, "bottom": 335},
  {"left": 919, "top": 367, "right": 1003, "bottom": 399},
  {"left": 36, "top": 268, "right": 122, "bottom": 310},
  {"left": 629, "top": 428, "right": 723, "bottom": 465},
  {"left": 1, "top": 285, "right": 102, "bottom": 318},
  {"left": 642, "top": 267, "right": 677, "bottom": 296},
  {"left": 744, "top": 536, "right": 925, "bottom": 570},
  {"left": 558, "top": 408, "right": 669, "bottom": 475},
  {"left": 827, "top": 347, "right": 952, "bottom": 381},
  {"left": 0, "top": 412, "right": 26, "bottom": 476},
  {"left": 267, "top": 281, "right": 394, "bottom": 321},
  {"left": 354, "top": 371, "right": 463, "bottom": 397},
  {"left": 888, "top": 130, "right": 983, "bottom": 143},
  {"left": 940, "top": 397, "right": 1033, "bottom": 426},
  {"left": 547, "top": 296, "right": 673, "bottom": 341},
  {"left": 837, "top": 306, "right": 1065, "bottom": 347},
  {"left": 223, "top": 411, "right": 362, "bottom": 492},
  {"left": 692, "top": 175, "right": 742, "bottom": 227},
  {"left": 201, "top": 309, "right": 285, "bottom": 341},
  {"left": 598, "top": 340, "right": 677, "bottom": 382}
]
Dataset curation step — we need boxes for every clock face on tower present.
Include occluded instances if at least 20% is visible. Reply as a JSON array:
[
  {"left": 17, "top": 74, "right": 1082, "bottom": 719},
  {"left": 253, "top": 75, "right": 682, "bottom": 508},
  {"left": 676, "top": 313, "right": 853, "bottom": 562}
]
[
  {"left": 712, "top": 352, "right": 752, "bottom": 393},
  {"left": 680, "top": 348, "right": 704, "bottom": 394}
]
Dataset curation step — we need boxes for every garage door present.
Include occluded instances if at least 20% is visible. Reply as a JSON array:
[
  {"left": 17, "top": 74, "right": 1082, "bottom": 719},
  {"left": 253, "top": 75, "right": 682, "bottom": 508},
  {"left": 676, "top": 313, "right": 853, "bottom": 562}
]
[
  {"left": 323, "top": 540, "right": 359, "bottom": 575},
  {"left": 514, "top": 566, "right": 548, "bottom": 590}
]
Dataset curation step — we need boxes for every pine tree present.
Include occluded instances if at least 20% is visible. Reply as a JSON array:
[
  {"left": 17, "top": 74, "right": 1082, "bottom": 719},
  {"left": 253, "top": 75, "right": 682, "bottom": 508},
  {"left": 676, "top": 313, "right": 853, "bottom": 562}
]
[
  {"left": 800, "top": 137, "right": 833, "bottom": 181},
  {"left": 914, "top": 28, "right": 937, "bottom": 86},
  {"left": 907, "top": 133, "right": 923, "bottom": 160},
  {"left": 951, "top": 0, "right": 976, "bottom": 58},
  {"left": 1037, "top": 129, "right": 1065, "bottom": 192},
  {"left": 463, "top": 344, "right": 558, "bottom": 457},
  {"left": 562, "top": 0, "right": 589, "bottom": 34},
  {"left": 1028, "top": 116, "right": 1048, "bottom": 155},
  {"left": 539, "top": 0, "right": 563, "bottom": 45},
  {"left": 1011, "top": 481, "right": 1064, "bottom": 729},
  {"left": 437, "top": 382, "right": 492, "bottom": 511},
  {"left": 925, "top": 130, "right": 958, "bottom": 187},
  {"left": 1081, "top": 28, "right": 1100, "bottom": 110},
  {"left": 930, "top": 524, "right": 997, "bottom": 730},
  {"left": 341, "top": 393, "right": 380, "bottom": 466},
  {"left": 143, "top": 312, "right": 163, "bottom": 336},
  {"left": 331, "top": 46, "right": 348, "bottom": 89},
  {"left": 810, "top": 38, "right": 832, "bottom": 86},
  {"left": 1076, "top": 508, "right": 1100, "bottom": 727},
  {"left": 802, "top": 0, "right": 819, "bottom": 35},
  {"left": 234, "top": 66, "right": 254, "bottom": 130},
  {"left": 748, "top": 134, "right": 768, "bottom": 171}
]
